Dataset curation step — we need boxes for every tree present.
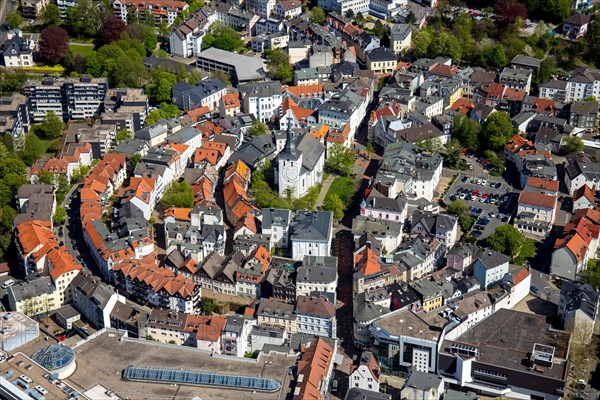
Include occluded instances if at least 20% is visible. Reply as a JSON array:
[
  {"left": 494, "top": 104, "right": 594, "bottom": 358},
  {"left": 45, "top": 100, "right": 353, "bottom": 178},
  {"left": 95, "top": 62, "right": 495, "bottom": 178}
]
[
  {"left": 447, "top": 199, "right": 468, "bottom": 217},
  {"left": 265, "top": 49, "right": 293, "bottom": 82},
  {"left": 161, "top": 181, "right": 194, "bottom": 208},
  {"left": 325, "top": 143, "right": 354, "bottom": 177},
  {"left": 112, "top": 53, "right": 147, "bottom": 87},
  {"left": 126, "top": 24, "right": 157, "bottom": 55},
  {"left": 37, "top": 171, "right": 56, "bottom": 185},
  {"left": 32, "top": 111, "right": 64, "bottom": 139},
  {"left": 345, "top": 9, "right": 355, "bottom": 19},
  {"left": 128, "top": 153, "right": 141, "bottom": 173},
  {"left": 20, "top": 135, "right": 46, "bottom": 166},
  {"left": 116, "top": 129, "right": 132, "bottom": 143},
  {"left": 444, "top": 139, "right": 466, "bottom": 169},
  {"left": 39, "top": 26, "right": 69, "bottom": 65},
  {"left": 537, "top": 57, "right": 555, "bottom": 85},
  {"left": 310, "top": 7, "right": 325, "bottom": 25},
  {"left": 71, "top": 165, "right": 90, "bottom": 183},
  {"left": 66, "top": 0, "right": 103, "bottom": 37},
  {"left": 145, "top": 103, "right": 180, "bottom": 125},
  {"left": 416, "top": 137, "right": 443, "bottom": 152},
  {"left": 412, "top": 29, "right": 433, "bottom": 58},
  {"left": 487, "top": 224, "right": 524, "bottom": 257},
  {"left": 373, "top": 20, "right": 388, "bottom": 39},
  {"left": 249, "top": 120, "right": 269, "bottom": 136},
  {"left": 147, "top": 69, "right": 177, "bottom": 102},
  {"left": 85, "top": 51, "right": 103, "bottom": 77},
  {"left": 494, "top": 0, "right": 528, "bottom": 25},
  {"left": 40, "top": 4, "right": 62, "bottom": 26},
  {"left": 563, "top": 136, "right": 584, "bottom": 154},
  {"left": 5, "top": 11, "right": 24, "bottom": 29},
  {"left": 480, "top": 111, "right": 513, "bottom": 151},
  {"left": 406, "top": 10, "right": 417, "bottom": 24},
  {"left": 323, "top": 193, "right": 345, "bottom": 220},
  {"left": 453, "top": 114, "right": 481, "bottom": 151},
  {"left": 101, "top": 14, "right": 126, "bottom": 44},
  {"left": 53, "top": 208, "right": 67, "bottom": 224},
  {"left": 202, "top": 23, "right": 243, "bottom": 52}
]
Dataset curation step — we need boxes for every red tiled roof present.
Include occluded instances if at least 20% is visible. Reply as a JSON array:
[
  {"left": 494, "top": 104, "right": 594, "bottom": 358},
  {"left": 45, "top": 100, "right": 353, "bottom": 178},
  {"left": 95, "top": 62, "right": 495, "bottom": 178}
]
[{"left": 518, "top": 191, "right": 557, "bottom": 209}]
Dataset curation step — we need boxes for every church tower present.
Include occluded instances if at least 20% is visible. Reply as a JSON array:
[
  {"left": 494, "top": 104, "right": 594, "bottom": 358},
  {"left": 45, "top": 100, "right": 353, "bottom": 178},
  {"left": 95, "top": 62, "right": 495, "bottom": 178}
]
[{"left": 276, "top": 119, "right": 302, "bottom": 197}]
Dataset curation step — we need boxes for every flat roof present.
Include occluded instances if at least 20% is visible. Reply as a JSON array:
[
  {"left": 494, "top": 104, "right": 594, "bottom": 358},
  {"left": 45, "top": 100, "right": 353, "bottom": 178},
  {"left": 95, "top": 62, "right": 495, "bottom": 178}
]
[
  {"left": 197, "top": 47, "right": 265, "bottom": 82},
  {"left": 68, "top": 331, "right": 295, "bottom": 400},
  {"left": 373, "top": 309, "right": 442, "bottom": 342},
  {"left": 442, "top": 309, "right": 569, "bottom": 380}
]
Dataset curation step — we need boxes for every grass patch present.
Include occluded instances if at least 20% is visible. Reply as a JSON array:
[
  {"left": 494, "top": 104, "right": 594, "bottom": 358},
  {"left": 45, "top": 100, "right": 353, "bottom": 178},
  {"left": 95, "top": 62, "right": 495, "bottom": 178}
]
[
  {"left": 326, "top": 176, "right": 357, "bottom": 203},
  {"left": 70, "top": 38, "right": 95, "bottom": 44},
  {"left": 69, "top": 44, "right": 94, "bottom": 56}
]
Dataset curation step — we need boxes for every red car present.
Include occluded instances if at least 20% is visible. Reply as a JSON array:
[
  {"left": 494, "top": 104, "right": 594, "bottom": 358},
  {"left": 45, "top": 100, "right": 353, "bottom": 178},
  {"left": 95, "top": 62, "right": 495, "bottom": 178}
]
[{"left": 57, "top": 335, "right": 66, "bottom": 342}]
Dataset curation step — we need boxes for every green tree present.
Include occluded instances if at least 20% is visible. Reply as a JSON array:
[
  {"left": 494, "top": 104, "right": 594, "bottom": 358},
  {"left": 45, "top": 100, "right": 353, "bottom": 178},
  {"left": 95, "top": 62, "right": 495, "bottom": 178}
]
[
  {"left": 265, "top": 49, "right": 293, "bottom": 83},
  {"left": 85, "top": 51, "right": 103, "bottom": 77},
  {"left": 345, "top": 9, "right": 354, "bottom": 19},
  {"left": 112, "top": 53, "right": 147, "bottom": 87},
  {"left": 53, "top": 208, "right": 67, "bottom": 224},
  {"left": 487, "top": 45, "right": 508, "bottom": 68},
  {"left": 480, "top": 112, "right": 513, "bottom": 151},
  {"left": 323, "top": 193, "right": 345, "bottom": 220},
  {"left": 563, "top": 136, "right": 584, "bottom": 154},
  {"left": 444, "top": 139, "right": 466, "bottom": 170},
  {"left": 587, "top": 259, "right": 600, "bottom": 289},
  {"left": 128, "top": 153, "right": 141, "bottom": 173},
  {"left": 71, "top": 165, "right": 90, "bottom": 183},
  {"left": 5, "top": 11, "right": 24, "bottom": 29},
  {"left": 116, "top": 129, "right": 132, "bottom": 143},
  {"left": 126, "top": 24, "right": 158, "bottom": 55},
  {"left": 20, "top": 135, "right": 46, "bottom": 166},
  {"left": 32, "top": 111, "right": 64, "bottom": 139},
  {"left": 249, "top": 120, "right": 269, "bottom": 136},
  {"left": 412, "top": 29, "right": 433, "bottom": 58},
  {"left": 40, "top": 4, "right": 62, "bottom": 26},
  {"left": 325, "top": 143, "right": 354, "bottom": 177},
  {"left": 487, "top": 224, "right": 524, "bottom": 257},
  {"left": 37, "top": 171, "right": 56, "bottom": 185},
  {"left": 66, "top": 0, "right": 103, "bottom": 37},
  {"left": 373, "top": 20, "right": 388, "bottom": 39},
  {"left": 453, "top": 114, "right": 481, "bottom": 151},
  {"left": 416, "top": 137, "right": 443, "bottom": 153},
  {"left": 147, "top": 69, "right": 178, "bottom": 102},
  {"left": 161, "top": 181, "right": 194, "bottom": 208},
  {"left": 145, "top": 103, "right": 180, "bottom": 125},
  {"left": 448, "top": 199, "right": 468, "bottom": 217},
  {"left": 309, "top": 7, "right": 325, "bottom": 25},
  {"left": 202, "top": 23, "right": 243, "bottom": 51}
]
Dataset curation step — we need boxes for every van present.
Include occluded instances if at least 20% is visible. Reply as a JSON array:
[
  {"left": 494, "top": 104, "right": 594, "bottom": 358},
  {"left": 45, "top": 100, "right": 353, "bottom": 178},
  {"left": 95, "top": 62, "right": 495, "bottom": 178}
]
[{"left": 2, "top": 279, "right": 15, "bottom": 289}]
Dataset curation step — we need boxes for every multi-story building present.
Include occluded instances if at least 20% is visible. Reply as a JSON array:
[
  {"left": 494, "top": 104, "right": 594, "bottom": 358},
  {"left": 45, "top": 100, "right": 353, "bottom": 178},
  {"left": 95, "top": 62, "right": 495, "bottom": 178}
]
[
  {"left": 246, "top": 0, "right": 276, "bottom": 18},
  {"left": 473, "top": 250, "right": 510, "bottom": 289},
  {"left": 0, "top": 94, "right": 30, "bottom": 139},
  {"left": 25, "top": 76, "right": 108, "bottom": 123},
  {"left": 172, "top": 78, "right": 227, "bottom": 111},
  {"left": 565, "top": 67, "right": 600, "bottom": 102},
  {"left": 260, "top": 208, "right": 291, "bottom": 250},
  {"left": 295, "top": 295, "right": 336, "bottom": 338},
  {"left": 499, "top": 67, "right": 532, "bottom": 93},
  {"left": 113, "top": 0, "right": 188, "bottom": 26},
  {"left": 296, "top": 260, "right": 337, "bottom": 302},
  {"left": 256, "top": 298, "right": 297, "bottom": 333},
  {"left": 21, "top": 0, "right": 50, "bottom": 18},
  {"left": 318, "top": 89, "right": 368, "bottom": 141},
  {"left": 290, "top": 211, "right": 333, "bottom": 261},
  {"left": 221, "top": 315, "right": 256, "bottom": 357},
  {"left": 239, "top": 81, "right": 282, "bottom": 123},
  {"left": 390, "top": 23, "right": 412, "bottom": 54},
  {"left": 7, "top": 276, "right": 58, "bottom": 317},
  {"left": 2, "top": 32, "right": 34, "bottom": 68},
  {"left": 349, "top": 351, "right": 381, "bottom": 393},
  {"left": 515, "top": 190, "right": 558, "bottom": 239},
  {"left": 68, "top": 273, "right": 125, "bottom": 329}
]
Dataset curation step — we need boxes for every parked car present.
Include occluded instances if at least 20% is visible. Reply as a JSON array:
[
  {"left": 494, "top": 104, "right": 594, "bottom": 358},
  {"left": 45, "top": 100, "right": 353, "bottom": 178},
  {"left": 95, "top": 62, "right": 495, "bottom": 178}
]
[
  {"left": 2, "top": 279, "right": 15, "bottom": 289},
  {"left": 530, "top": 285, "right": 540, "bottom": 294}
]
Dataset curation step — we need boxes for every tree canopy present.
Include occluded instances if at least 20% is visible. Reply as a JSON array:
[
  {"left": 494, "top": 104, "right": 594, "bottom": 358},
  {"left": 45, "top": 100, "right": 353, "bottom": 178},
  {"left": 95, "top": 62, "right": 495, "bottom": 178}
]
[
  {"left": 487, "top": 224, "right": 524, "bottom": 257},
  {"left": 325, "top": 143, "right": 354, "bottom": 177},
  {"left": 563, "top": 136, "right": 584, "bottom": 154},
  {"left": 40, "top": 26, "right": 70, "bottom": 65},
  {"left": 309, "top": 7, "right": 325, "bottom": 25},
  {"left": 202, "top": 23, "right": 243, "bottom": 52},
  {"left": 161, "top": 181, "right": 194, "bottom": 208},
  {"left": 31, "top": 111, "right": 64, "bottom": 139},
  {"left": 66, "top": 0, "right": 105, "bottom": 37},
  {"left": 249, "top": 120, "right": 269, "bottom": 136},
  {"left": 40, "top": 4, "right": 62, "bottom": 26},
  {"left": 145, "top": 103, "right": 180, "bottom": 125},
  {"left": 481, "top": 112, "right": 513, "bottom": 151},
  {"left": 101, "top": 14, "right": 127, "bottom": 44},
  {"left": 265, "top": 49, "right": 293, "bottom": 83}
]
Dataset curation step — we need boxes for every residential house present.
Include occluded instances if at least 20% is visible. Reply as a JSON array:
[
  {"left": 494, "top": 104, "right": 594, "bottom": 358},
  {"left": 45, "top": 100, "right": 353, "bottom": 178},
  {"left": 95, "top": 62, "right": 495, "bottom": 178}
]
[
  {"left": 563, "top": 13, "right": 591, "bottom": 39},
  {"left": 257, "top": 298, "right": 297, "bottom": 333},
  {"left": 113, "top": 0, "right": 188, "bottom": 26},
  {"left": 295, "top": 295, "right": 337, "bottom": 338},
  {"left": 239, "top": 81, "right": 283, "bottom": 123},
  {"left": 221, "top": 315, "right": 256, "bottom": 357},
  {"left": 349, "top": 351, "right": 380, "bottom": 392},
  {"left": 499, "top": 68, "right": 532, "bottom": 93},
  {"left": 292, "top": 338, "right": 335, "bottom": 400},
  {"left": 366, "top": 47, "right": 398, "bottom": 75},
  {"left": 473, "top": 250, "right": 510, "bottom": 289},
  {"left": 172, "top": 78, "right": 227, "bottom": 111},
  {"left": 2, "top": 31, "right": 34, "bottom": 68},
  {"left": 261, "top": 208, "right": 292, "bottom": 250},
  {"left": 573, "top": 184, "right": 596, "bottom": 211},
  {"left": 359, "top": 188, "right": 408, "bottom": 225},
  {"left": 401, "top": 371, "right": 444, "bottom": 400},
  {"left": 558, "top": 281, "right": 598, "bottom": 332},
  {"left": 290, "top": 211, "right": 333, "bottom": 261},
  {"left": 411, "top": 211, "right": 458, "bottom": 249},
  {"left": 296, "top": 260, "right": 337, "bottom": 303},
  {"left": 565, "top": 152, "right": 600, "bottom": 195},
  {"left": 569, "top": 100, "right": 598, "bottom": 131},
  {"left": 390, "top": 24, "right": 412, "bottom": 54},
  {"left": 515, "top": 190, "right": 558, "bottom": 239},
  {"left": 219, "top": 92, "right": 241, "bottom": 117}
]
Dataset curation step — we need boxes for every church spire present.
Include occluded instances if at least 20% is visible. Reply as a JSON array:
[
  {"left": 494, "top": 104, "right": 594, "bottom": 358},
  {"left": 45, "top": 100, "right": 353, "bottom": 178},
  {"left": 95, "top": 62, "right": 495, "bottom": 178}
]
[{"left": 284, "top": 116, "right": 296, "bottom": 154}]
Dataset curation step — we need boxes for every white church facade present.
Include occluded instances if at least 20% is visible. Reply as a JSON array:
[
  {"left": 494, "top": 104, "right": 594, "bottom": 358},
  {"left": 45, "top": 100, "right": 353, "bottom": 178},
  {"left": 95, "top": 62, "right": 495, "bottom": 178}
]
[{"left": 275, "top": 125, "right": 326, "bottom": 198}]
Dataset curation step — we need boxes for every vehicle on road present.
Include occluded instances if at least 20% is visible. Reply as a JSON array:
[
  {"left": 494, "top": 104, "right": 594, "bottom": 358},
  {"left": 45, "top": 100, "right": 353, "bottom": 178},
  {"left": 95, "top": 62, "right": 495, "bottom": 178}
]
[
  {"left": 530, "top": 285, "right": 540, "bottom": 294},
  {"left": 2, "top": 279, "right": 15, "bottom": 289}
]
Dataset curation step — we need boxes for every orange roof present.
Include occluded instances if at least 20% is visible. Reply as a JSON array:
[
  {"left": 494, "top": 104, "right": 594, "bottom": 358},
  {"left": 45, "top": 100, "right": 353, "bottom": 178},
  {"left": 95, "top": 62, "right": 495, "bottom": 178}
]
[
  {"left": 221, "top": 92, "right": 240, "bottom": 109},
  {"left": 234, "top": 214, "right": 257, "bottom": 235},
  {"left": 185, "top": 315, "right": 226, "bottom": 342},
  {"left": 194, "top": 141, "right": 226, "bottom": 165},
  {"left": 429, "top": 63, "right": 458, "bottom": 77},
  {"left": 505, "top": 135, "right": 532, "bottom": 154},
  {"left": 512, "top": 266, "right": 530, "bottom": 285},
  {"left": 293, "top": 338, "right": 334, "bottom": 400},
  {"left": 451, "top": 98, "right": 475, "bottom": 114},
  {"left": 574, "top": 184, "right": 595, "bottom": 203},
  {"left": 519, "top": 191, "right": 556, "bottom": 209},
  {"left": 309, "top": 124, "right": 329, "bottom": 140},
  {"left": 164, "top": 207, "right": 192, "bottom": 221},
  {"left": 48, "top": 247, "right": 82, "bottom": 281},
  {"left": 479, "top": 82, "right": 505, "bottom": 98},
  {"left": 396, "top": 61, "right": 411, "bottom": 70},
  {"left": 503, "top": 88, "right": 526, "bottom": 102},
  {"left": 16, "top": 220, "right": 55, "bottom": 255},
  {"left": 283, "top": 84, "right": 324, "bottom": 98},
  {"left": 563, "top": 233, "right": 588, "bottom": 262},
  {"left": 354, "top": 246, "right": 381, "bottom": 276},
  {"left": 186, "top": 105, "right": 211, "bottom": 119},
  {"left": 533, "top": 98, "right": 556, "bottom": 113},
  {"left": 80, "top": 187, "right": 102, "bottom": 202},
  {"left": 326, "top": 124, "right": 350, "bottom": 143},
  {"left": 251, "top": 245, "right": 272, "bottom": 273},
  {"left": 525, "top": 177, "right": 559, "bottom": 192},
  {"left": 225, "top": 160, "right": 251, "bottom": 183}
]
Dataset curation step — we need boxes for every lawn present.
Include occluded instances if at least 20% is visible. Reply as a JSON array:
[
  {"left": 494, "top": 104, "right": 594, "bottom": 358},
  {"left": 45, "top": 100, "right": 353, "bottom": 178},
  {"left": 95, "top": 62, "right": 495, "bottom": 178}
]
[
  {"left": 326, "top": 176, "right": 357, "bottom": 203},
  {"left": 69, "top": 44, "right": 94, "bottom": 57}
]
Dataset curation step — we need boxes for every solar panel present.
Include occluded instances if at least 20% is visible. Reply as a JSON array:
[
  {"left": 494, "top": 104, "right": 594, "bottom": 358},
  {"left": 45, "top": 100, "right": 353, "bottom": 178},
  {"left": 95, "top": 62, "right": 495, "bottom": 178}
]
[{"left": 124, "top": 366, "right": 281, "bottom": 392}]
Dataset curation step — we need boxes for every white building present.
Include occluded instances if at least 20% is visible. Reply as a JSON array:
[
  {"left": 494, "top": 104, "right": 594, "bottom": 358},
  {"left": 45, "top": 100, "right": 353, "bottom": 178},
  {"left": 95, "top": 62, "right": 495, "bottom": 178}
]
[
  {"left": 260, "top": 208, "right": 291, "bottom": 250},
  {"left": 290, "top": 211, "right": 333, "bottom": 261},
  {"left": 318, "top": 89, "right": 368, "bottom": 143},
  {"left": 275, "top": 128, "right": 325, "bottom": 198},
  {"left": 473, "top": 250, "right": 510, "bottom": 289},
  {"left": 221, "top": 315, "right": 256, "bottom": 357},
  {"left": 239, "top": 81, "right": 283, "bottom": 123},
  {"left": 296, "top": 264, "right": 337, "bottom": 301},
  {"left": 349, "top": 351, "right": 381, "bottom": 393},
  {"left": 295, "top": 295, "right": 337, "bottom": 338},
  {"left": 2, "top": 31, "right": 34, "bottom": 68}
]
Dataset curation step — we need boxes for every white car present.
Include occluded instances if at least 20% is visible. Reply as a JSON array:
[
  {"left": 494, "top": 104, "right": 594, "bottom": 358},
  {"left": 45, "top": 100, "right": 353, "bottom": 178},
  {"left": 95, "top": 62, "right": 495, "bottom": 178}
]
[
  {"left": 477, "top": 179, "right": 482, "bottom": 185},
  {"left": 2, "top": 279, "right": 15, "bottom": 289},
  {"left": 481, "top": 180, "right": 487, "bottom": 186}
]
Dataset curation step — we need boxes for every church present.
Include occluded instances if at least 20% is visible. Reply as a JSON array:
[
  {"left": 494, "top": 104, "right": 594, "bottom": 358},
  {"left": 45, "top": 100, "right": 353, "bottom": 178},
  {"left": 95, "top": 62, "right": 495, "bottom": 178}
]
[{"left": 275, "top": 124, "right": 326, "bottom": 198}]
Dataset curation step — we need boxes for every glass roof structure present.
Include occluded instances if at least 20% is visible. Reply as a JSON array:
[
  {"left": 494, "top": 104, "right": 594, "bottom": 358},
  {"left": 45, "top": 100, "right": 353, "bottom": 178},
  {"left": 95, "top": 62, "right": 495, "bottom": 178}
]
[
  {"left": 124, "top": 365, "right": 281, "bottom": 392},
  {"left": 32, "top": 345, "right": 75, "bottom": 371}
]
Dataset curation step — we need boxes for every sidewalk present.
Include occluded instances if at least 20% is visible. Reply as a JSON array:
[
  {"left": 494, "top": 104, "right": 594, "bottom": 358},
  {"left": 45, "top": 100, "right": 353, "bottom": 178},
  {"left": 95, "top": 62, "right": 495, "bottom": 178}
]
[{"left": 315, "top": 175, "right": 335, "bottom": 207}]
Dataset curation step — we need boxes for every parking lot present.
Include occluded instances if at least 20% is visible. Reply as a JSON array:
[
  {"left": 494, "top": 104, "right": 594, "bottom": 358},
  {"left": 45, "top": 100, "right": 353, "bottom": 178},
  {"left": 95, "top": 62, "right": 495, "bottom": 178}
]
[{"left": 444, "top": 174, "right": 519, "bottom": 241}]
